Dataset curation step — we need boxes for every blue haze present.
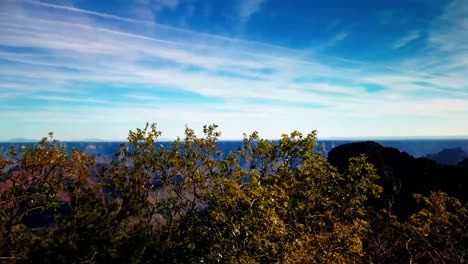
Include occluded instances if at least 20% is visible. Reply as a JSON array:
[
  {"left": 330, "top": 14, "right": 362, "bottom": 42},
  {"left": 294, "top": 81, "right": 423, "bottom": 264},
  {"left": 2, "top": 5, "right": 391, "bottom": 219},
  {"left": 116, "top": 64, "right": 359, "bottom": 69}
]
[{"left": 2, "top": 140, "right": 468, "bottom": 159}]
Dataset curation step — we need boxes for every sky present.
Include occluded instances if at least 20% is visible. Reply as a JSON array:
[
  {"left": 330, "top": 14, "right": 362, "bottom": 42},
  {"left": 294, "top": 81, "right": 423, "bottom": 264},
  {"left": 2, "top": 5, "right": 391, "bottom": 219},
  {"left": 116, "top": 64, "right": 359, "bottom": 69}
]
[{"left": 0, "top": 0, "right": 467, "bottom": 141}]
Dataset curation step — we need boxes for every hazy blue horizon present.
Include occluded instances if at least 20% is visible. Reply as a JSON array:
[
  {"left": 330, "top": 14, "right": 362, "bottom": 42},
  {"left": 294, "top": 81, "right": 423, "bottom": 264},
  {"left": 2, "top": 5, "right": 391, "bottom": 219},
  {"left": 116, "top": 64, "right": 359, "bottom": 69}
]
[
  {"left": 2, "top": 139, "right": 468, "bottom": 158},
  {"left": 3, "top": 136, "right": 468, "bottom": 143}
]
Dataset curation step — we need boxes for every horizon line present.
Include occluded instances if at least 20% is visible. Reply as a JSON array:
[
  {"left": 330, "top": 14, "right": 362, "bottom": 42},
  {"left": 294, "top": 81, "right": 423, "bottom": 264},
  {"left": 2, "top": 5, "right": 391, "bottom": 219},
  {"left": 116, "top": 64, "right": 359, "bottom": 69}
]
[{"left": 3, "top": 135, "right": 468, "bottom": 143}]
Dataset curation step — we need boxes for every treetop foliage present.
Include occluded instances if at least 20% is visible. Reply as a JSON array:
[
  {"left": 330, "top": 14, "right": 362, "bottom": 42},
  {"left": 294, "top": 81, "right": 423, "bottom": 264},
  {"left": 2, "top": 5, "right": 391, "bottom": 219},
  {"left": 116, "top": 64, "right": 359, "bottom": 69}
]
[{"left": 0, "top": 123, "right": 466, "bottom": 263}]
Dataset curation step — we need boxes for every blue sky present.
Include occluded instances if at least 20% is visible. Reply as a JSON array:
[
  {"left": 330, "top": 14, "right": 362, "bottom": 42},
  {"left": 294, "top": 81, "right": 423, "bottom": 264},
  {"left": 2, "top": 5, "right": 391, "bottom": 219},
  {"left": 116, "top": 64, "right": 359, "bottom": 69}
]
[{"left": 0, "top": 0, "right": 467, "bottom": 140}]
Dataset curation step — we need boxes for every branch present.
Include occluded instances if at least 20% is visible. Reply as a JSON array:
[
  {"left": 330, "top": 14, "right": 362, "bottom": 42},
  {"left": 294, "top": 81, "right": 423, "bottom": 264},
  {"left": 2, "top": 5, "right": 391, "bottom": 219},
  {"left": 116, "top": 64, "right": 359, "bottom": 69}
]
[
  {"left": 0, "top": 256, "right": 22, "bottom": 260},
  {"left": 406, "top": 238, "right": 413, "bottom": 264},
  {"left": 412, "top": 226, "right": 446, "bottom": 264}
]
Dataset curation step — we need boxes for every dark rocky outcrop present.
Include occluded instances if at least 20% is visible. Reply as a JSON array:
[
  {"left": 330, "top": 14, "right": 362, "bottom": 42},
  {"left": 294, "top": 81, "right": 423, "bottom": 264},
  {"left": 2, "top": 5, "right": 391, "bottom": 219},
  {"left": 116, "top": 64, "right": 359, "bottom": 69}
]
[
  {"left": 328, "top": 141, "right": 468, "bottom": 219},
  {"left": 458, "top": 158, "right": 468, "bottom": 168}
]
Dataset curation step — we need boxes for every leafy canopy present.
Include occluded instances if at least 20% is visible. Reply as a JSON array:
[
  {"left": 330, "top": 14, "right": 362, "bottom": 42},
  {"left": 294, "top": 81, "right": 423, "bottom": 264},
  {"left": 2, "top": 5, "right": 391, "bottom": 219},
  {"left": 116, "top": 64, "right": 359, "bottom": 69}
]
[{"left": 0, "top": 123, "right": 466, "bottom": 263}]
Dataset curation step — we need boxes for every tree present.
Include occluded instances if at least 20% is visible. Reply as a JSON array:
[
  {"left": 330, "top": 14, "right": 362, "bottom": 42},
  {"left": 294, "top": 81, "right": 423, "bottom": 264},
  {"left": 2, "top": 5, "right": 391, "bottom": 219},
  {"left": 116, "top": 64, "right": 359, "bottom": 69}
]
[
  {"left": 1, "top": 123, "right": 466, "bottom": 263},
  {"left": 202, "top": 130, "right": 382, "bottom": 263},
  {"left": 366, "top": 192, "right": 468, "bottom": 263}
]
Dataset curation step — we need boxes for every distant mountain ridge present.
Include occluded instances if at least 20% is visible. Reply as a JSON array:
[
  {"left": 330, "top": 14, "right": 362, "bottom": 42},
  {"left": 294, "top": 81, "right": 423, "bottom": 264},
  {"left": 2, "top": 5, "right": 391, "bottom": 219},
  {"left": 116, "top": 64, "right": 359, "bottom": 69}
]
[
  {"left": 2, "top": 140, "right": 468, "bottom": 159},
  {"left": 5, "top": 138, "right": 38, "bottom": 143},
  {"left": 425, "top": 147, "right": 468, "bottom": 166}
]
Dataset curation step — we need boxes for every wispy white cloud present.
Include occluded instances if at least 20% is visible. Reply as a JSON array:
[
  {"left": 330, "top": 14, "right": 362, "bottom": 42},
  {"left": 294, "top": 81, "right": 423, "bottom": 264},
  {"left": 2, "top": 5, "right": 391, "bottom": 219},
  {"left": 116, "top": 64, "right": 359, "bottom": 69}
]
[
  {"left": 0, "top": 0, "right": 466, "bottom": 140},
  {"left": 238, "top": 0, "right": 266, "bottom": 24},
  {"left": 123, "top": 93, "right": 161, "bottom": 101},
  {"left": 393, "top": 31, "right": 420, "bottom": 49},
  {"left": 131, "top": 0, "right": 180, "bottom": 21},
  {"left": 19, "top": 0, "right": 299, "bottom": 54},
  {"left": 427, "top": 0, "right": 468, "bottom": 52},
  {"left": 322, "top": 32, "right": 349, "bottom": 48},
  {"left": 399, "top": 0, "right": 468, "bottom": 89},
  {"left": 332, "top": 32, "right": 348, "bottom": 42},
  {"left": 33, "top": 95, "right": 110, "bottom": 104}
]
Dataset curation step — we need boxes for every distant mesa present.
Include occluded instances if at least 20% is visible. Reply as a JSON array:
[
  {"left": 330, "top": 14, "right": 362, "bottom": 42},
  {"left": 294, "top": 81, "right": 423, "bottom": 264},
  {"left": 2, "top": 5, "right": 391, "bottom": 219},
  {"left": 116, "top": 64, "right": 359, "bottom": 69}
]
[
  {"left": 425, "top": 147, "right": 468, "bottom": 166},
  {"left": 80, "top": 138, "right": 112, "bottom": 142}
]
